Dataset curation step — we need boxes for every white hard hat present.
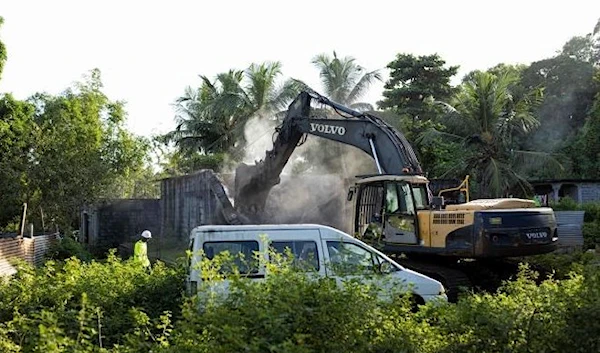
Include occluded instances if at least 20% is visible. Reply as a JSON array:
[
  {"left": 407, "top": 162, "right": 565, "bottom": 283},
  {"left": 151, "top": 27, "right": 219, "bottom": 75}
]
[{"left": 141, "top": 230, "right": 152, "bottom": 239}]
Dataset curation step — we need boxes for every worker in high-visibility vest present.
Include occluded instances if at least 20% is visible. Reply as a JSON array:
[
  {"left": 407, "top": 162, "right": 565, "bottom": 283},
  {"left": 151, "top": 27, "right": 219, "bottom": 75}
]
[{"left": 134, "top": 230, "right": 152, "bottom": 268}]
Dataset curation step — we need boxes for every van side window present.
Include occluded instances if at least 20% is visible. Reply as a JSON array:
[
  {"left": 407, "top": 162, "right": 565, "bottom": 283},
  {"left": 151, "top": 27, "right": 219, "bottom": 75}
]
[
  {"left": 203, "top": 241, "right": 259, "bottom": 274},
  {"left": 271, "top": 241, "right": 319, "bottom": 271},
  {"left": 326, "top": 241, "right": 375, "bottom": 274}
]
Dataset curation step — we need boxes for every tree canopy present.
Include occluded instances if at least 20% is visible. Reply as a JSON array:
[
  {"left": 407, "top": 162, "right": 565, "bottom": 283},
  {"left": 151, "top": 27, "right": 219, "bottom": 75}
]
[
  {"left": 0, "top": 69, "right": 151, "bottom": 231},
  {"left": 0, "top": 17, "right": 7, "bottom": 81}
]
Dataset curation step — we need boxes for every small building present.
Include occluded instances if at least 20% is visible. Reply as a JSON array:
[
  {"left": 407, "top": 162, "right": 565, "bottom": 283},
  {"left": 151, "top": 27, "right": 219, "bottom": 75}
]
[
  {"left": 530, "top": 179, "right": 600, "bottom": 205},
  {"left": 81, "top": 199, "right": 160, "bottom": 254}
]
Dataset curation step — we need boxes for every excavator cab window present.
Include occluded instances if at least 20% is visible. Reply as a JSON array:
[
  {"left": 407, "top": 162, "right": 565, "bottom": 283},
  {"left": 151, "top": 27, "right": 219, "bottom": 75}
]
[
  {"left": 385, "top": 182, "right": 415, "bottom": 216},
  {"left": 385, "top": 184, "right": 400, "bottom": 213},
  {"left": 411, "top": 184, "right": 429, "bottom": 210},
  {"left": 382, "top": 181, "right": 419, "bottom": 245}
]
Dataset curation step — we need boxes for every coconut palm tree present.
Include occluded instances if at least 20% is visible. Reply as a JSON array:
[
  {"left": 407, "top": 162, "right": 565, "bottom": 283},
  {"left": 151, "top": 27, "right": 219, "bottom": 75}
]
[
  {"left": 165, "top": 62, "right": 300, "bottom": 159},
  {"left": 311, "top": 51, "right": 382, "bottom": 110},
  {"left": 290, "top": 52, "right": 383, "bottom": 175},
  {"left": 423, "top": 70, "right": 561, "bottom": 198},
  {"left": 164, "top": 70, "right": 246, "bottom": 155}
]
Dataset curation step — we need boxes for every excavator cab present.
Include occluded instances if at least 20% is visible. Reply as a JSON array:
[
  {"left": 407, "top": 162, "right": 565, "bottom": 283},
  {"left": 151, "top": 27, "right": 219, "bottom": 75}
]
[{"left": 350, "top": 175, "right": 430, "bottom": 247}]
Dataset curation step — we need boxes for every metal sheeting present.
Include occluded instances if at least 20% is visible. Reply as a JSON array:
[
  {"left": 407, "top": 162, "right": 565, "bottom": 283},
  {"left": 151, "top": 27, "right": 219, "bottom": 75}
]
[
  {"left": 160, "top": 170, "right": 226, "bottom": 240},
  {"left": 554, "top": 211, "right": 585, "bottom": 250},
  {"left": 0, "top": 236, "right": 22, "bottom": 276},
  {"left": 0, "top": 234, "right": 57, "bottom": 276},
  {"left": 23, "top": 234, "right": 57, "bottom": 266},
  {"left": 555, "top": 211, "right": 585, "bottom": 225}
]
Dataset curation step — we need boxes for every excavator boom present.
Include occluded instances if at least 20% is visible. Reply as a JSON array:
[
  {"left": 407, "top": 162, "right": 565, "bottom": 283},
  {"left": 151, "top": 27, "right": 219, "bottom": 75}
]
[{"left": 234, "top": 91, "right": 423, "bottom": 221}]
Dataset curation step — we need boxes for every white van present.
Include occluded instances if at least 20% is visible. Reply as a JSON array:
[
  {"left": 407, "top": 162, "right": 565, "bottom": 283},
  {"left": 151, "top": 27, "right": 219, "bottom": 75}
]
[{"left": 186, "top": 224, "right": 447, "bottom": 304}]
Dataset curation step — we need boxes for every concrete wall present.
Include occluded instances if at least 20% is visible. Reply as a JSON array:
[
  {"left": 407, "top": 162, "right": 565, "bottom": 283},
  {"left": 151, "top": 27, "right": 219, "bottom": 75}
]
[
  {"left": 580, "top": 183, "right": 600, "bottom": 204},
  {"left": 532, "top": 180, "right": 600, "bottom": 205},
  {"left": 82, "top": 199, "right": 160, "bottom": 252},
  {"left": 160, "top": 170, "right": 230, "bottom": 241}
]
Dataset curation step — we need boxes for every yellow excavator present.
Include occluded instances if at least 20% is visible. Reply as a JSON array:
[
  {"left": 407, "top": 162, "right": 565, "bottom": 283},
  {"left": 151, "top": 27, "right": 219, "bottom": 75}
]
[{"left": 232, "top": 91, "right": 558, "bottom": 300}]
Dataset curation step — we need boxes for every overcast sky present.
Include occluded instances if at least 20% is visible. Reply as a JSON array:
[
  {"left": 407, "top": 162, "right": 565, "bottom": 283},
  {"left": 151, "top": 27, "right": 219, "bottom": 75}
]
[{"left": 1, "top": 0, "right": 599, "bottom": 138}]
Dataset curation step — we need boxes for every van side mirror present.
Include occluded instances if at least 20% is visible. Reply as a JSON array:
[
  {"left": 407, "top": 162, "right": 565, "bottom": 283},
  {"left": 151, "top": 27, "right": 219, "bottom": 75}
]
[
  {"left": 431, "top": 196, "right": 445, "bottom": 210},
  {"left": 379, "top": 261, "right": 393, "bottom": 274}
]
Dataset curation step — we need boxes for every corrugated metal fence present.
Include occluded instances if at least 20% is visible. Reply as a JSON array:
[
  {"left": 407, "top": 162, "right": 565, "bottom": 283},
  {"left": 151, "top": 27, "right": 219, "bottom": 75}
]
[
  {"left": 555, "top": 211, "right": 585, "bottom": 250},
  {"left": 0, "top": 233, "right": 58, "bottom": 276}
]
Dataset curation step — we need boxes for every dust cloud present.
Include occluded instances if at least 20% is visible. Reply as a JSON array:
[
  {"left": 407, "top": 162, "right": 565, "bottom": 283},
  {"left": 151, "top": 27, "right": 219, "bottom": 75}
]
[
  {"left": 229, "top": 111, "right": 378, "bottom": 232},
  {"left": 266, "top": 137, "right": 376, "bottom": 232},
  {"left": 241, "top": 116, "right": 278, "bottom": 165}
]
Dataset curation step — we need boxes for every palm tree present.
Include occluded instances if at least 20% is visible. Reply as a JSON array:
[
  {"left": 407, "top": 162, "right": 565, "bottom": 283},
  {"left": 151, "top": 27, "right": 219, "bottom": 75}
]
[
  {"left": 164, "top": 70, "right": 246, "bottom": 156},
  {"left": 290, "top": 52, "right": 383, "bottom": 175},
  {"left": 164, "top": 62, "right": 300, "bottom": 160},
  {"left": 423, "top": 70, "right": 561, "bottom": 198},
  {"left": 293, "top": 51, "right": 382, "bottom": 110}
]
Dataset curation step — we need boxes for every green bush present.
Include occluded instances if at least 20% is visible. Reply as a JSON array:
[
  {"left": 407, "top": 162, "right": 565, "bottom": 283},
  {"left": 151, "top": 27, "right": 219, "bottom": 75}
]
[
  {"left": 1, "top": 251, "right": 599, "bottom": 352},
  {"left": 550, "top": 197, "right": 600, "bottom": 248},
  {"left": 549, "top": 196, "right": 580, "bottom": 211},
  {"left": 435, "top": 264, "right": 600, "bottom": 353},
  {"left": 0, "top": 251, "right": 185, "bottom": 351},
  {"left": 523, "top": 251, "right": 598, "bottom": 279},
  {"left": 169, "top": 258, "right": 440, "bottom": 353},
  {"left": 47, "top": 236, "right": 93, "bottom": 261}
]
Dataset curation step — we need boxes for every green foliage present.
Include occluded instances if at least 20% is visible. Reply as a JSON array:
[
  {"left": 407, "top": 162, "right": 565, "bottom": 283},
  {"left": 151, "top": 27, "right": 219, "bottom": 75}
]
[
  {"left": 0, "top": 69, "right": 152, "bottom": 231},
  {"left": 378, "top": 53, "right": 459, "bottom": 119},
  {"left": 568, "top": 84, "right": 600, "bottom": 178},
  {"left": 1, "top": 252, "right": 600, "bottom": 352},
  {"left": 373, "top": 53, "right": 460, "bottom": 177},
  {"left": 582, "top": 222, "right": 600, "bottom": 249},
  {"left": 0, "top": 16, "right": 6, "bottom": 81},
  {"left": 0, "top": 253, "right": 185, "bottom": 350},
  {"left": 523, "top": 251, "right": 598, "bottom": 279},
  {"left": 520, "top": 55, "right": 598, "bottom": 157},
  {"left": 561, "top": 35, "right": 597, "bottom": 63},
  {"left": 159, "top": 150, "right": 228, "bottom": 176},
  {"left": 549, "top": 196, "right": 580, "bottom": 211},
  {"left": 27, "top": 70, "right": 151, "bottom": 228},
  {"left": 436, "top": 264, "right": 600, "bottom": 353},
  {"left": 424, "top": 69, "right": 558, "bottom": 198},
  {"left": 309, "top": 51, "right": 382, "bottom": 108},
  {"left": 0, "top": 94, "right": 36, "bottom": 227},
  {"left": 163, "top": 62, "right": 299, "bottom": 168},
  {"left": 173, "top": 252, "right": 436, "bottom": 353},
  {"left": 47, "top": 236, "right": 93, "bottom": 262},
  {"left": 551, "top": 198, "right": 600, "bottom": 248}
]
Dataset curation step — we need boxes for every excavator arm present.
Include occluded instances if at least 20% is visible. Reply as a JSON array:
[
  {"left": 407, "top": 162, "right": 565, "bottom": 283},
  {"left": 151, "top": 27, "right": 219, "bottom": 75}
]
[{"left": 234, "top": 91, "right": 423, "bottom": 221}]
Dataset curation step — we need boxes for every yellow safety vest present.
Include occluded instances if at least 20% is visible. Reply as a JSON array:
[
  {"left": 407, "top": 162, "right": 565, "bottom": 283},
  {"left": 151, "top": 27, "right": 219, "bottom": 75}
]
[{"left": 134, "top": 240, "right": 150, "bottom": 268}]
